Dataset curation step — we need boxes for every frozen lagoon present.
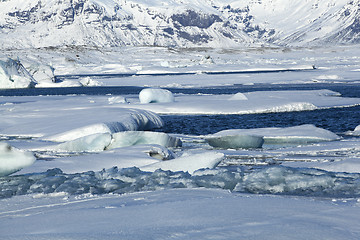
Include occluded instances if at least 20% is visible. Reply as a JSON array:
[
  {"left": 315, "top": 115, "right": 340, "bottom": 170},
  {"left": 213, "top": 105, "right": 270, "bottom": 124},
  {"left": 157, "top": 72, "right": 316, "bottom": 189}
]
[{"left": 1, "top": 46, "right": 360, "bottom": 239}]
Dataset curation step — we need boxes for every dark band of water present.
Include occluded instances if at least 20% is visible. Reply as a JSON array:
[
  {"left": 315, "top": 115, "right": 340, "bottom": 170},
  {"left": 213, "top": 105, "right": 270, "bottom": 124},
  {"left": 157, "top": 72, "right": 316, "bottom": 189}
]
[
  {"left": 160, "top": 105, "right": 360, "bottom": 135},
  {"left": 1, "top": 83, "right": 360, "bottom": 97}
]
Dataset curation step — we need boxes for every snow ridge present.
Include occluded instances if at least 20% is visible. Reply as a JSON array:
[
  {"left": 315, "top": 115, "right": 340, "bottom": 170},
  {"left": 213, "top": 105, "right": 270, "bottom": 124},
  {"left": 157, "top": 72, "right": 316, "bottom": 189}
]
[{"left": 1, "top": 0, "right": 360, "bottom": 49}]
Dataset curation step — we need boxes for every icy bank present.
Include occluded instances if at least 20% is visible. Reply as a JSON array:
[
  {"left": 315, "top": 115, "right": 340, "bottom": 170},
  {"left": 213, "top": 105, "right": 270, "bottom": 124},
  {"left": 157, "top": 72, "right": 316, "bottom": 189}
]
[
  {"left": 212, "top": 124, "right": 340, "bottom": 144},
  {"left": 120, "top": 89, "right": 360, "bottom": 115},
  {"left": 0, "top": 142, "right": 35, "bottom": 176},
  {"left": 39, "top": 131, "right": 181, "bottom": 153},
  {"left": 2, "top": 165, "right": 360, "bottom": 199},
  {"left": 139, "top": 88, "right": 175, "bottom": 103}
]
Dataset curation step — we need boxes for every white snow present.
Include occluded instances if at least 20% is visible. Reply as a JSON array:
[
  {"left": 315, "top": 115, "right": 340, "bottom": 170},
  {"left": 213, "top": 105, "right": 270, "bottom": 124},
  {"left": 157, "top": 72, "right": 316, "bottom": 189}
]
[
  {"left": 139, "top": 88, "right": 175, "bottom": 103},
  {"left": 0, "top": 189, "right": 359, "bottom": 240},
  {"left": 140, "top": 152, "right": 224, "bottom": 174},
  {"left": 120, "top": 89, "right": 360, "bottom": 115},
  {"left": 39, "top": 133, "right": 112, "bottom": 152},
  {"left": 108, "top": 131, "right": 182, "bottom": 149},
  {"left": 0, "top": 142, "right": 35, "bottom": 176}
]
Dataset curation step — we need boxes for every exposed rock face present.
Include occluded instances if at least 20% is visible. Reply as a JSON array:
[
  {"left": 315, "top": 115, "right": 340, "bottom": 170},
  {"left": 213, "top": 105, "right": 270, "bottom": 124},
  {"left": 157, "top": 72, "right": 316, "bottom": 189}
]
[{"left": 1, "top": 0, "right": 360, "bottom": 49}]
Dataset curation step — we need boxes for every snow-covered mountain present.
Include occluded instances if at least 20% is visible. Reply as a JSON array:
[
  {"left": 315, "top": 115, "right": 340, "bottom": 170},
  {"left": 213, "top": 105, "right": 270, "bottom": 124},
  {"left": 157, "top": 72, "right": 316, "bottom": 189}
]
[{"left": 0, "top": 0, "right": 359, "bottom": 49}]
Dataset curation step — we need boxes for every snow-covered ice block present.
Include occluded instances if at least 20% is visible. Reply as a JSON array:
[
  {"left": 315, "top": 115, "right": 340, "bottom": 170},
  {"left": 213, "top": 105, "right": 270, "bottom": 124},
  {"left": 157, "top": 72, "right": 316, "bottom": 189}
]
[
  {"left": 39, "top": 133, "right": 112, "bottom": 152},
  {"left": 0, "top": 58, "right": 37, "bottom": 89},
  {"left": 146, "top": 145, "right": 175, "bottom": 160},
  {"left": 213, "top": 124, "right": 340, "bottom": 144},
  {"left": 108, "top": 96, "right": 128, "bottom": 104},
  {"left": 139, "top": 88, "right": 175, "bottom": 103},
  {"left": 0, "top": 142, "right": 36, "bottom": 176},
  {"left": 108, "top": 131, "right": 182, "bottom": 149},
  {"left": 140, "top": 152, "right": 224, "bottom": 174},
  {"left": 206, "top": 135, "right": 264, "bottom": 149},
  {"left": 347, "top": 124, "right": 360, "bottom": 136}
]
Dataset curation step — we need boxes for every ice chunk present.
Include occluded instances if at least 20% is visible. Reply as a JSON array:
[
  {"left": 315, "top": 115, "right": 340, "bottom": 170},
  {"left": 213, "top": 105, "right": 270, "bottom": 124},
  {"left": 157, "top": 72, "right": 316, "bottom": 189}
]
[
  {"left": 0, "top": 142, "right": 36, "bottom": 176},
  {"left": 108, "top": 131, "right": 182, "bottom": 149},
  {"left": 139, "top": 88, "right": 175, "bottom": 103},
  {"left": 206, "top": 135, "right": 264, "bottom": 149},
  {"left": 140, "top": 152, "right": 224, "bottom": 174},
  {"left": 40, "top": 133, "right": 112, "bottom": 152},
  {"left": 348, "top": 125, "right": 360, "bottom": 136},
  {"left": 0, "top": 58, "right": 37, "bottom": 89},
  {"left": 229, "top": 92, "right": 248, "bottom": 100},
  {"left": 79, "top": 77, "right": 103, "bottom": 86},
  {"left": 108, "top": 96, "right": 128, "bottom": 104},
  {"left": 146, "top": 145, "right": 175, "bottom": 160},
  {"left": 213, "top": 124, "right": 340, "bottom": 144}
]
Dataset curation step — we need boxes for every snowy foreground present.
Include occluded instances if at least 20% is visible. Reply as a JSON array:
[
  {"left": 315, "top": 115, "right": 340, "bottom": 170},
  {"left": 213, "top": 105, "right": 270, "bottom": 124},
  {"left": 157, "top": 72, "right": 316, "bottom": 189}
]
[
  {"left": 1, "top": 46, "right": 360, "bottom": 239},
  {"left": 1, "top": 189, "right": 360, "bottom": 240}
]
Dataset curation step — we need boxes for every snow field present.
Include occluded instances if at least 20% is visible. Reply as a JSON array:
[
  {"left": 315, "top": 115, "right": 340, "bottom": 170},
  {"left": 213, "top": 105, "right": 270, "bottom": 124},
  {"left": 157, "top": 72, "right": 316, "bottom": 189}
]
[{"left": 0, "top": 189, "right": 359, "bottom": 240}]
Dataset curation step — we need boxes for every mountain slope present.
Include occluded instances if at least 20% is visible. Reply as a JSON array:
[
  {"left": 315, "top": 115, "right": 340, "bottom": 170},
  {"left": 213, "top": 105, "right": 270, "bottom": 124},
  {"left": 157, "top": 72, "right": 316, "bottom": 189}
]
[{"left": 0, "top": 0, "right": 359, "bottom": 49}]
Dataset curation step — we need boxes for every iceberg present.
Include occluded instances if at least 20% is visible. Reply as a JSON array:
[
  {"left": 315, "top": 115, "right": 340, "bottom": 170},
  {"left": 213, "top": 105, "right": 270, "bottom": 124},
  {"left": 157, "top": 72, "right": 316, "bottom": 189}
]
[
  {"left": 213, "top": 125, "right": 340, "bottom": 144},
  {"left": 0, "top": 142, "right": 36, "bottom": 176},
  {"left": 140, "top": 152, "right": 224, "bottom": 174},
  {"left": 108, "top": 131, "right": 182, "bottom": 149},
  {"left": 0, "top": 58, "right": 37, "bottom": 89},
  {"left": 206, "top": 135, "right": 264, "bottom": 149},
  {"left": 139, "top": 88, "right": 175, "bottom": 103}
]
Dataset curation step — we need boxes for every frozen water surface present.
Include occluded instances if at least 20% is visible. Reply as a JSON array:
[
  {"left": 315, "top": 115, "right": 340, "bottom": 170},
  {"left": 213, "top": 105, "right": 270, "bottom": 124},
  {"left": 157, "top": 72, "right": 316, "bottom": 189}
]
[{"left": 1, "top": 46, "right": 360, "bottom": 239}]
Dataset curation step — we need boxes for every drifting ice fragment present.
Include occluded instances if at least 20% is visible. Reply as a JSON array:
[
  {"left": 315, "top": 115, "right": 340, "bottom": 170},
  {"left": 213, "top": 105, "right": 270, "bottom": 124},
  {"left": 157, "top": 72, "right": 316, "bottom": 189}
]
[
  {"left": 108, "top": 131, "right": 182, "bottom": 149},
  {"left": 140, "top": 152, "right": 224, "bottom": 174},
  {"left": 0, "top": 142, "right": 36, "bottom": 176},
  {"left": 146, "top": 145, "right": 176, "bottom": 160},
  {"left": 139, "top": 88, "right": 175, "bottom": 103},
  {"left": 206, "top": 135, "right": 264, "bottom": 149}
]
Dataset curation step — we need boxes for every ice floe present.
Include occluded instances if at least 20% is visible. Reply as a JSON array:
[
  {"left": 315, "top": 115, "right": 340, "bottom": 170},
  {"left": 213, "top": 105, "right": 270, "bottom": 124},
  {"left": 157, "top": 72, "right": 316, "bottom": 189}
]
[
  {"left": 211, "top": 124, "right": 340, "bottom": 144},
  {"left": 139, "top": 88, "right": 175, "bottom": 103},
  {"left": 0, "top": 142, "right": 35, "bottom": 176},
  {"left": 121, "top": 89, "right": 360, "bottom": 115}
]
